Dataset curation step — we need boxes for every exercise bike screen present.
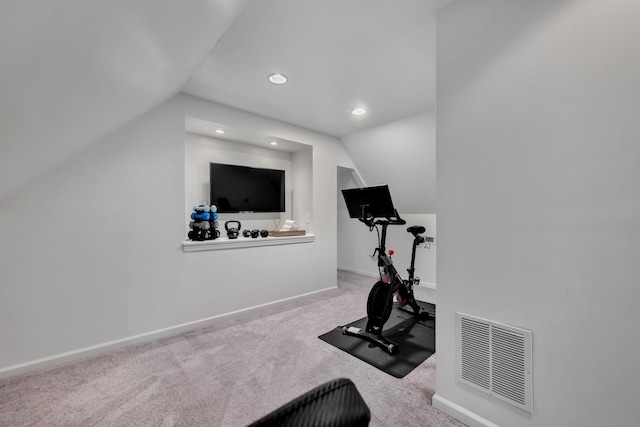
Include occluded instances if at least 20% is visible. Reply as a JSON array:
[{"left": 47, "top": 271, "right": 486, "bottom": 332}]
[{"left": 342, "top": 185, "right": 397, "bottom": 219}]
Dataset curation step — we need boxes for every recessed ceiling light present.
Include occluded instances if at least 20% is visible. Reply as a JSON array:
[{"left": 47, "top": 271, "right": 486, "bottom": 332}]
[
  {"left": 268, "top": 73, "right": 288, "bottom": 85},
  {"left": 351, "top": 107, "right": 367, "bottom": 116},
  {"left": 270, "top": 141, "right": 278, "bottom": 146},
  {"left": 215, "top": 129, "right": 225, "bottom": 134}
]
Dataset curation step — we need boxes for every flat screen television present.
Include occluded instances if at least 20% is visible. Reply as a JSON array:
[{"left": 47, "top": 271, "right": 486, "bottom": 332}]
[{"left": 209, "top": 163, "right": 285, "bottom": 213}]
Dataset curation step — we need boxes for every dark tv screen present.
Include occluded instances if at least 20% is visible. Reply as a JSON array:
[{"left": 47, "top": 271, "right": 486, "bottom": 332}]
[
  {"left": 209, "top": 163, "right": 285, "bottom": 213},
  {"left": 342, "top": 185, "right": 397, "bottom": 219}
]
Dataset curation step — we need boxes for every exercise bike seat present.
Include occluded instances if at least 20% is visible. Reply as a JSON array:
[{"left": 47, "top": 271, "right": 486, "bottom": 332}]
[{"left": 407, "top": 225, "right": 426, "bottom": 236}]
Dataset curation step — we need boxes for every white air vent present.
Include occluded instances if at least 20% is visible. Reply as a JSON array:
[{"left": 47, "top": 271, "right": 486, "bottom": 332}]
[{"left": 456, "top": 313, "right": 533, "bottom": 413}]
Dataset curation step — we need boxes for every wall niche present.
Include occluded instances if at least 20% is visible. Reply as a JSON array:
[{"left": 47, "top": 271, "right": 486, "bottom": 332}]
[{"left": 184, "top": 117, "right": 313, "bottom": 249}]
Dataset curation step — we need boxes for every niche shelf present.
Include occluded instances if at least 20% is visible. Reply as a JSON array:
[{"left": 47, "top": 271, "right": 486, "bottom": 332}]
[{"left": 182, "top": 234, "right": 315, "bottom": 252}]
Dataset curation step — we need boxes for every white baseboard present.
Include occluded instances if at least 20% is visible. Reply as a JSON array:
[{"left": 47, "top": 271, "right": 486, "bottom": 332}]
[
  {"left": 432, "top": 394, "right": 499, "bottom": 427},
  {"left": 0, "top": 286, "right": 337, "bottom": 381},
  {"left": 419, "top": 281, "right": 437, "bottom": 290},
  {"left": 337, "top": 266, "right": 378, "bottom": 278},
  {"left": 338, "top": 267, "right": 436, "bottom": 289}
]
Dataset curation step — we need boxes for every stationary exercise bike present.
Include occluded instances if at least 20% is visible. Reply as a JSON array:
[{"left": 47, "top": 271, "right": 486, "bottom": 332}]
[{"left": 341, "top": 185, "right": 434, "bottom": 354}]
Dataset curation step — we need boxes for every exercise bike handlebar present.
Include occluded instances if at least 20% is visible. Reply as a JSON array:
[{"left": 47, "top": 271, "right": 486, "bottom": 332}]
[
  {"left": 376, "top": 217, "right": 406, "bottom": 226},
  {"left": 358, "top": 210, "right": 406, "bottom": 228}
]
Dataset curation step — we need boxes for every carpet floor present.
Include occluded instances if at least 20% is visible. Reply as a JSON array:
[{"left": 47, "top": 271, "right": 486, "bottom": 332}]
[{"left": 0, "top": 270, "right": 464, "bottom": 427}]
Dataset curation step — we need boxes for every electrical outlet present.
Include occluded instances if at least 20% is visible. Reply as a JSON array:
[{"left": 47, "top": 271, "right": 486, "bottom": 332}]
[{"left": 305, "top": 213, "right": 310, "bottom": 224}]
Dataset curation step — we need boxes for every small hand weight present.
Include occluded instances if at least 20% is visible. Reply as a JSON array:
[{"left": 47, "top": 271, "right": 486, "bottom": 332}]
[{"left": 191, "top": 212, "right": 210, "bottom": 221}]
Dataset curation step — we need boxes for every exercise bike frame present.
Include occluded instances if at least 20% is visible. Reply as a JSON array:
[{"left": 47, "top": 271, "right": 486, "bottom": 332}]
[{"left": 342, "top": 215, "right": 434, "bottom": 354}]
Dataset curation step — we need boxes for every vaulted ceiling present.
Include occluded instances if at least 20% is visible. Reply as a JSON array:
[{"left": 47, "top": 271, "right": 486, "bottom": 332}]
[
  {"left": 183, "top": 0, "right": 452, "bottom": 138},
  {"left": 0, "top": 0, "right": 456, "bottom": 201}
]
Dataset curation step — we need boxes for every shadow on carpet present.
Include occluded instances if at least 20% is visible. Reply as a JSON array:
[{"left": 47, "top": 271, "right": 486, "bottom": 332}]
[{"left": 319, "top": 301, "right": 435, "bottom": 378}]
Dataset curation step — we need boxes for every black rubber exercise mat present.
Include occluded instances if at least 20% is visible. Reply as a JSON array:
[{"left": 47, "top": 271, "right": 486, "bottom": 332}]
[{"left": 319, "top": 301, "right": 435, "bottom": 378}]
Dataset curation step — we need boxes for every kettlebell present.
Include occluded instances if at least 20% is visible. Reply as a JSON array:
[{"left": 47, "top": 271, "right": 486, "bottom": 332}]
[
  {"left": 260, "top": 229, "right": 269, "bottom": 238},
  {"left": 250, "top": 229, "right": 260, "bottom": 238},
  {"left": 225, "top": 220, "right": 241, "bottom": 239},
  {"left": 242, "top": 229, "right": 251, "bottom": 238}
]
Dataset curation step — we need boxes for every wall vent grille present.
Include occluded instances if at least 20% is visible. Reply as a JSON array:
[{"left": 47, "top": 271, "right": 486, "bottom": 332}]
[{"left": 456, "top": 313, "right": 533, "bottom": 413}]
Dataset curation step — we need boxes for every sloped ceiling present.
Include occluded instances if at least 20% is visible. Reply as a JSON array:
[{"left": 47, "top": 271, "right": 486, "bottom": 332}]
[
  {"left": 183, "top": 0, "right": 451, "bottom": 216},
  {"left": 0, "top": 0, "right": 247, "bottom": 201},
  {"left": 0, "top": 0, "right": 456, "bottom": 202},
  {"left": 183, "top": 0, "right": 441, "bottom": 138}
]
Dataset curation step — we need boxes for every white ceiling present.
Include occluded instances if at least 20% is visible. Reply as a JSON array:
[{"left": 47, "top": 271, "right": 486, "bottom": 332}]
[
  {"left": 183, "top": 0, "right": 456, "bottom": 138},
  {"left": 0, "top": 0, "right": 455, "bottom": 200},
  {"left": 185, "top": 116, "right": 309, "bottom": 153}
]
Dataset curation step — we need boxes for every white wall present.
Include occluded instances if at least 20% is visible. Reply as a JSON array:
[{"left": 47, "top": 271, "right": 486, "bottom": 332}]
[
  {"left": 0, "top": 93, "right": 355, "bottom": 375},
  {"left": 337, "top": 112, "right": 437, "bottom": 287},
  {"left": 340, "top": 111, "right": 436, "bottom": 213},
  {"left": 435, "top": 1, "right": 640, "bottom": 426},
  {"left": 291, "top": 147, "right": 313, "bottom": 231}
]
